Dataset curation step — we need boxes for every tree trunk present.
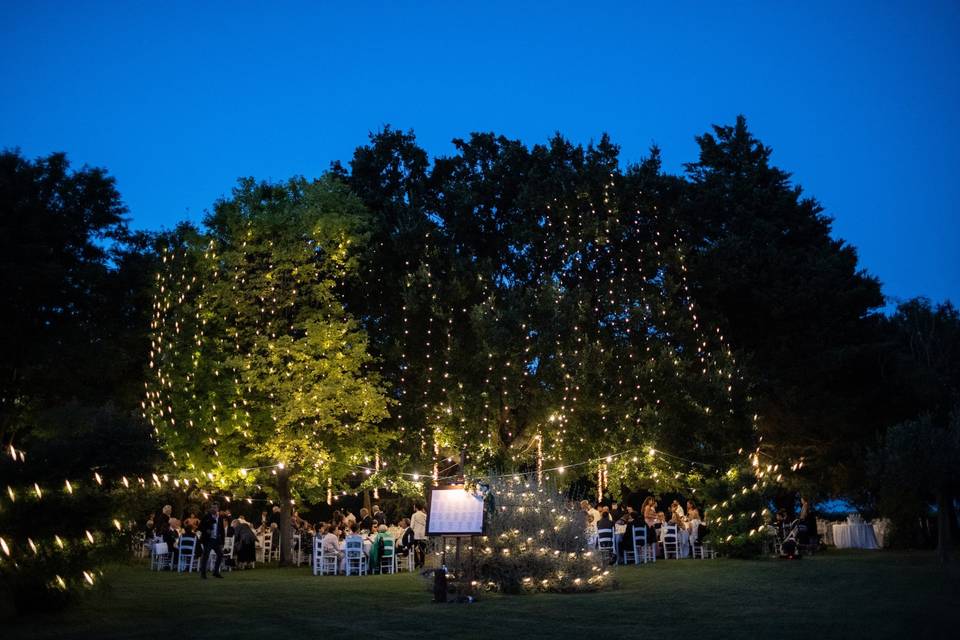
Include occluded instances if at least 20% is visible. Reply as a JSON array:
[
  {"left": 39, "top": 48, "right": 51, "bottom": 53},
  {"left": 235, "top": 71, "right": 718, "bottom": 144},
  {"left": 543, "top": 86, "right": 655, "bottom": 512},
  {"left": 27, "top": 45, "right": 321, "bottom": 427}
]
[
  {"left": 936, "top": 487, "right": 953, "bottom": 564},
  {"left": 278, "top": 469, "right": 293, "bottom": 566}
]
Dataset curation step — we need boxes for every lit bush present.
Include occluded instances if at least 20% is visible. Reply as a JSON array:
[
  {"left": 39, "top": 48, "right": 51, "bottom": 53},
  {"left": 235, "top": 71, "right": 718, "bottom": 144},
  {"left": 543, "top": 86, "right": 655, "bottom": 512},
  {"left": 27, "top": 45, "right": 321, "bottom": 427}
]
[{"left": 466, "top": 479, "right": 616, "bottom": 594}]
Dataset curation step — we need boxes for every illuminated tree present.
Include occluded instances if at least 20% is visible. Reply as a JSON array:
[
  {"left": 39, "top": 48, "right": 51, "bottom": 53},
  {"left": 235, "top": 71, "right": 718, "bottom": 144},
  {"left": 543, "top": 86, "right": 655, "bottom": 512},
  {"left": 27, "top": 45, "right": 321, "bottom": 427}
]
[{"left": 145, "top": 177, "right": 391, "bottom": 563}]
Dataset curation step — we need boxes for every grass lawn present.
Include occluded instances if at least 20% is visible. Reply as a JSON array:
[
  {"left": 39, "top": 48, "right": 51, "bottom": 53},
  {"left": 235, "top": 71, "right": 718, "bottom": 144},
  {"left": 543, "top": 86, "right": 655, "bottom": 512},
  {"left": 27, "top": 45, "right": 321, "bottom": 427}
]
[{"left": 6, "top": 550, "right": 958, "bottom": 640}]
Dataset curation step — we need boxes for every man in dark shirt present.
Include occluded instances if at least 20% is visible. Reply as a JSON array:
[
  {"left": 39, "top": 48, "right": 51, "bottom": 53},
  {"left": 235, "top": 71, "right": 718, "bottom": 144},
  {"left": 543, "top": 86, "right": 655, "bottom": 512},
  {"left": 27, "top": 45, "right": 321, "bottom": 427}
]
[
  {"left": 154, "top": 504, "right": 171, "bottom": 537},
  {"left": 610, "top": 502, "right": 624, "bottom": 523},
  {"left": 358, "top": 507, "right": 373, "bottom": 532},
  {"left": 199, "top": 502, "right": 225, "bottom": 579},
  {"left": 268, "top": 505, "right": 282, "bottom": 527}
]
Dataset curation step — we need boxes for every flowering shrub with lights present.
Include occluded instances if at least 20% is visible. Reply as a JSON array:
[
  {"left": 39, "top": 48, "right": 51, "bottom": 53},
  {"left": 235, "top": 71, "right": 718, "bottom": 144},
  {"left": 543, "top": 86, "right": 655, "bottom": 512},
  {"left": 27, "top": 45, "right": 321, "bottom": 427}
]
[
  {"left": 466, "top": 478, "right": 615, "bottom": 594},
  {"left": 700, "top": 457, "right": 781, "bottom": 558}
]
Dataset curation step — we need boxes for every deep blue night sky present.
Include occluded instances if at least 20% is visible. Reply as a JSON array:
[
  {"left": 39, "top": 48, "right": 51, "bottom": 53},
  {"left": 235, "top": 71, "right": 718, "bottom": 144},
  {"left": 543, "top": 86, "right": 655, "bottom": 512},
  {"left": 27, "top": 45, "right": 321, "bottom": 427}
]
[{"left": 2, "top": 1, "right": 957, "bottom": 305}]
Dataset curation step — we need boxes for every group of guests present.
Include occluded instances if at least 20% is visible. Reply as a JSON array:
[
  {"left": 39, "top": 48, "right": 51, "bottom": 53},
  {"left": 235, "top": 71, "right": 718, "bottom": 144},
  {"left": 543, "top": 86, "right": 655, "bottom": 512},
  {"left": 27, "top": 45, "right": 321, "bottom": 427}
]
[
  {"left": 146, "top": 501, "right": 432, "bottom": 575},
  {"left": 311, "top": 503, "right": 429, "bottom": 572},
  {"left": 577, "top": 496, "right": 705, "bottom": 561},
  {"left": 147, "top": 502, "right": 261, "bottom": 575}
]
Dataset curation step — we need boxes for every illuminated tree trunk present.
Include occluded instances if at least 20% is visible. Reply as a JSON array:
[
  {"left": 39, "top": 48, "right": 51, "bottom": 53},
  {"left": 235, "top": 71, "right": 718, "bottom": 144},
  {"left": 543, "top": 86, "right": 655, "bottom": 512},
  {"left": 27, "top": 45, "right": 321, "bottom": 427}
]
[{"left": 278, "top": 468, "right": 293, "bottom": 566}]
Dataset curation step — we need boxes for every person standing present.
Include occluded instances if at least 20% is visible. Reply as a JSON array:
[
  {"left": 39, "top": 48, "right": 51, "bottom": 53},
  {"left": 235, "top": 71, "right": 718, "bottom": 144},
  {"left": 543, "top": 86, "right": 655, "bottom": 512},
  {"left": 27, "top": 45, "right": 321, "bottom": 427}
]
[
  {"left": 199, "top": 502, "right": 225, "bottom": 579},
  {"left": 410, "top": 503, "right": 427, "bottom": 568}
]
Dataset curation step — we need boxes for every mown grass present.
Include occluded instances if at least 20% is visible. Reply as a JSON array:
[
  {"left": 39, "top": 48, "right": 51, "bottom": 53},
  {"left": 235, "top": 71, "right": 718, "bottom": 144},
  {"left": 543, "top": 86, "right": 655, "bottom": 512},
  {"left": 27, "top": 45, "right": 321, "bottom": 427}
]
[{"left": 7, "top": 550, "right": 958, "bottom": 639}]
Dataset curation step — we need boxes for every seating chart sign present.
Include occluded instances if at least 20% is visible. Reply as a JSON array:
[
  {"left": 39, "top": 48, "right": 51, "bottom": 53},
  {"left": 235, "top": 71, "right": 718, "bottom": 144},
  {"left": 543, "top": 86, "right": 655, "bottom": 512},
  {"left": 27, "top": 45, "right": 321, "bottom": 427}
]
[{"left": 427, "top": 486, "right": 485, "bottom": 536}]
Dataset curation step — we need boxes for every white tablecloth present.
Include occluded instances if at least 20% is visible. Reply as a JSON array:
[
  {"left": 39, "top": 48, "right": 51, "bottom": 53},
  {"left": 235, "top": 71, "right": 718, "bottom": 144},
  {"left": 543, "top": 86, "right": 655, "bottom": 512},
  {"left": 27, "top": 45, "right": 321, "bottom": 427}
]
[{"left": 832, "top": 523, "right": 879, "bottom": 549}]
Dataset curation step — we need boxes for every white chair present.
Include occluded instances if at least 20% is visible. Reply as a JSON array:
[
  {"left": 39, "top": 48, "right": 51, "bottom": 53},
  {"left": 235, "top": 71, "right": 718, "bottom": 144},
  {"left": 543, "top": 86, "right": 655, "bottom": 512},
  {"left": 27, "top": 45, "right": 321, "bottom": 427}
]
[
  {"left": 623, "top": 525, "right": 650, "bottom": 564},
  {"left": 380, "top": 537, "right": 397, "bottom": 574},
  {"left": 132, "top": 532, "right": 147, "bottom": 559},
  {"left": 141, "top": 535, "right": 158, "bottom": 561},
  {"left": 219, "top": 536, "right": 234, "bottom": 572},
  {"left": 693, "top": 540, "right": 717, "bottom": 559},
  {"left": 311, "top": 536, "right": 338, "bottom": 575},
  {"left": 596, "top": 528, "right": 616, "bottom": 564},
  {"left": 663, "top": 524, "right": 680, "bottom": 559},
  {"left": 344, "top": 536, "right": 367, "bottom": 576},
  {"left": 270, "top": 533, "right": 281, "bottom": 562},
  {"left": 258, "top": 532, "right": 273, "bottom": 563},
  {"left": 177, "top": 536, "right": 200, "bottom": 572},
  {"left": 691, "top": 522, "right": 716, "bottom": 559},
  {"left": 396, "top": 545, "right": 415, "bottom": 572},
  {"left": 150, "top": 541, "right": 171, "bottom": 571}
]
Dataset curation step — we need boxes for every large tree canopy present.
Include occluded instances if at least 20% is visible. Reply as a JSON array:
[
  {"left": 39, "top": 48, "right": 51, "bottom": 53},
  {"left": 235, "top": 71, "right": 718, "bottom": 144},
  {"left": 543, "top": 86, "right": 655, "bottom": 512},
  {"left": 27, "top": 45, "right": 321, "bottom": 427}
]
[
  {"left": 337, "top": 129, "right": 756, "bottom": 499},
  {"left": 679, "top": 117, "right": 887, "bottom": 491},
  {"left": 144, "top": 176, "right": 391, "bottom": 562},
  {"left": 0, "top": 149, "right": 157, "bottom": 476}
]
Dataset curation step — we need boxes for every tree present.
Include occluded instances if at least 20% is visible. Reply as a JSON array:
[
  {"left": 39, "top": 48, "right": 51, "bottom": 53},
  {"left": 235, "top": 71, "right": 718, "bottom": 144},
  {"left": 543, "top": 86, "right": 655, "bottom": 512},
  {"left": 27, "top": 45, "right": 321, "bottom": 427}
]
[
  {"left": 145, "top": 176, "right": 391, "bottom": 564},
  {"left": 340, "top": 129, "right": 754, "bottom": 503},
  {"left": 679, "top": 116, "right": 886, "bottom": 491},
  {"left": 0, "top": 149, "right": 158, "bottom": 610},
  {"left": 868, "top": 413, "right": 959, "bottom": 562},
  {"left": 869, "top": 298, "right": 960, "bottom": 559},
  {"left": 0, "top": 149, "right": 154, "bottom": 454}
]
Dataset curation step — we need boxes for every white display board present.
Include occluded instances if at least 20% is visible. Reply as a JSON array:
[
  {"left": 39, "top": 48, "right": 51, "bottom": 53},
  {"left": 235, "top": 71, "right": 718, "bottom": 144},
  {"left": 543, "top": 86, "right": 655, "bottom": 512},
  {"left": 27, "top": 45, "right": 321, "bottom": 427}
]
[{"left": 427, "top": 487, "right": 485, "bottom": 535}]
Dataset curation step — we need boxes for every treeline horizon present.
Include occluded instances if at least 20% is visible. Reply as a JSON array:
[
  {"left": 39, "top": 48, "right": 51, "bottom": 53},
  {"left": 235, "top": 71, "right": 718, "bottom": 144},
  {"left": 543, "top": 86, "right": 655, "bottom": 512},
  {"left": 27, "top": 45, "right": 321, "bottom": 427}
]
[{"left": 1, "top": 117, "right": 957, "bottom": 554}]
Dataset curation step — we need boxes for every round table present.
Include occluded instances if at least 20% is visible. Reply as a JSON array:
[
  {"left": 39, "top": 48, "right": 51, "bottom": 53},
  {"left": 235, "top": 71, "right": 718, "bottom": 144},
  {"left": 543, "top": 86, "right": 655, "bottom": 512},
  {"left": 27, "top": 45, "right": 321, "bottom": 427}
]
[{"left": 832, "top": 523, "right": 879, "bottom": 549}]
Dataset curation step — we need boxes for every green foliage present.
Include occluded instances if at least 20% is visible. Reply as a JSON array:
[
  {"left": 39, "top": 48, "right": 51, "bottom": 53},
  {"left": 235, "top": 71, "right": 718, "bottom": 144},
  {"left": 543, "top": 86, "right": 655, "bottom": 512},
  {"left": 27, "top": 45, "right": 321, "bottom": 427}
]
[
  {"left": 867, "top": 413, "right": 960, "bottom": 549},
  {"left": 699, "top": 463, "right": 770, "bottom": 558},
  {"left": 145, "top": 176, "right": 392, "bottom": 504},
  {"left": 344, "top": 130, "right": 752, "bottom": 488},
  {"left": 680, "top": 116, "right": 887, "bottom": 492},
  {"left": 0, "top": 150, "right": 157, "bottom": 612},
  {"left": 0, "top": 150, "right": 155, "bottom": 446}
]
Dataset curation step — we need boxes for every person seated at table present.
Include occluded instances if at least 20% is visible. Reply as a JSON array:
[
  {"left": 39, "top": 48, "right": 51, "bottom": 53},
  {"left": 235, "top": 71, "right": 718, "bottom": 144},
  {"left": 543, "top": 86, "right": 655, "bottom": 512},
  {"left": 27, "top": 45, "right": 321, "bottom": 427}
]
[
  {"left": 641, "top": 497, "right": 658, "bottom": 536},
  {"left": 610, "top": 501, "right": 624, "bottom": 522},
  {"left": 597, "top": 508, "right": 615, "bottom": 532},
  {"left": 233, "top": 518, "right": 257, "bottom": 569},
  {"left": 341, "top": 525, "right": 368, "bottom": 572},
  {"left": 396, "top": 517, "right": 415, "bottom": 556},
  {"left": 585, "top": 513, "right": 598, "bottom": 541},
  {"left": 220, "top": 509, "right": 233, "bottom": 537},
  {"left": 670, "top": 507, "right": 685, "bottom": 527},
  {"left": 686, "top": 501, "right": 700, "bottom": 522},
  {"left": 321, "top": 524, "right": 342, "bottom": 562},
  {"left": 166, "top": 517, "right": 183, "bottom": 566},
  {"left": 798, "top": 496, "right": 817, "bottom": 548},
  {"left": 775, "top": 509, "right": 788, "bottom": 539},
  {"left": 580, "top": 500, "right": 601, "bottom": 528},
  {"left": 183, "top": 512, "right": 200, "bottom": 534},
  {"left": 619, "top": 512, "right": 637, "bottom": 562},
  {"left": 670, "top": 500, "right": 685, "bottom": 520},
  {"left": 368, "top": 524, "right": 394, "bottom": 573}
]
